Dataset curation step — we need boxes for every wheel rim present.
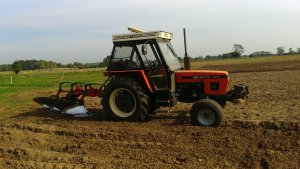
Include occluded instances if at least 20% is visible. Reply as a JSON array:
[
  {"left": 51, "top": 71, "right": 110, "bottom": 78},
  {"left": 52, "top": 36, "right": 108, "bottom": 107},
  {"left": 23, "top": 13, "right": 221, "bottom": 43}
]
[
  {"left": 109, "top": 88, "right": 136, "bottom": 118},
  {"left": 197, "top": 108, "right": 216, "bottom": 126}
]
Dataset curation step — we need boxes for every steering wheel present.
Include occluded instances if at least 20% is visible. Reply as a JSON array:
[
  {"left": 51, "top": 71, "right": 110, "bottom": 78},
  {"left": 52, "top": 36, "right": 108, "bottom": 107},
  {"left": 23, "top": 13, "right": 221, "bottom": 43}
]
[
  {"left": 145, "top": 60, "right": 158, "bottom": 74},
  {"left": 146, "top": 60, "right": 157, "bottom": 68}
]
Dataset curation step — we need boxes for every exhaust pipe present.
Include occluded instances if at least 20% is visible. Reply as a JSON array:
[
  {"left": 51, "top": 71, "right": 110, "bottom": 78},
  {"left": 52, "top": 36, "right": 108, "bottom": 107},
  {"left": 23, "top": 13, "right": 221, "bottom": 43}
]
[{"left": 183, "top": 28, "right": 191, "bottom": 70}]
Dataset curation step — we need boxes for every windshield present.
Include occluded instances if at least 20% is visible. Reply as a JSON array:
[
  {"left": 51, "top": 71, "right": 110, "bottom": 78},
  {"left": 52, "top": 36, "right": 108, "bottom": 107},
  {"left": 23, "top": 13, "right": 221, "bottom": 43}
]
[{"left": 158, "top": 41, "right": 181, "bottom": 70}]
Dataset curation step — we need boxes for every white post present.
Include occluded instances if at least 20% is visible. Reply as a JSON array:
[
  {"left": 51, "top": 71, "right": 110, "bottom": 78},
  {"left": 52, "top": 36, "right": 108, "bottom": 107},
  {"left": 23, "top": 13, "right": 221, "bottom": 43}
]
[
  {"left": 10, "top": 76, "right": 13, "bottom": 84},
  {"left": 61, "top": 73, "right": 64, "bottom": 80}
]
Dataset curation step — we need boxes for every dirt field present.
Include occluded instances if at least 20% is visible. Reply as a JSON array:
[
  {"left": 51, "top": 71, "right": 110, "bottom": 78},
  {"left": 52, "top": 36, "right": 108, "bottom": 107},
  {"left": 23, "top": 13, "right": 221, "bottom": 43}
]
[{"left": 1, "top": 58, "right": 300, "bottom": 169}]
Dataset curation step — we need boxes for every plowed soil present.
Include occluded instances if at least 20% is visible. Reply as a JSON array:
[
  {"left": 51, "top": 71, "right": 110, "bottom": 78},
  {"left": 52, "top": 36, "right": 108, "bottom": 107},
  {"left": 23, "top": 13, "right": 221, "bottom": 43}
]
[{"left": 1, "top": 58, "right": 300, "bottom": 169}]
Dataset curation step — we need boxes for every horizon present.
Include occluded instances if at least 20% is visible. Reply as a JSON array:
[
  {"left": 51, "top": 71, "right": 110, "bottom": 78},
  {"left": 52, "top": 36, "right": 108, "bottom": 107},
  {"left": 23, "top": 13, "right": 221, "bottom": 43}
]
[{"left": 1, "top": 0, "right": 299, "bottom": 64}]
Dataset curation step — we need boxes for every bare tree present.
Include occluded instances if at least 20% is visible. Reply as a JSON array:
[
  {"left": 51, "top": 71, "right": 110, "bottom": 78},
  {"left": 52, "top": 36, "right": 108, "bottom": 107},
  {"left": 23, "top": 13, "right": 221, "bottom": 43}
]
[{"left": 232, "top": 44, "right": 244, "bottom": 57}]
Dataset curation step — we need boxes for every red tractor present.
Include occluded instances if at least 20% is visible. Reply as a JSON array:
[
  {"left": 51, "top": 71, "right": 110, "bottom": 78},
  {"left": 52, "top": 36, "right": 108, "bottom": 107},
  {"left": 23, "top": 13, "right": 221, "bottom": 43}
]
[{"left": 34, "top": 28, "right": 248, "bottom": 127}]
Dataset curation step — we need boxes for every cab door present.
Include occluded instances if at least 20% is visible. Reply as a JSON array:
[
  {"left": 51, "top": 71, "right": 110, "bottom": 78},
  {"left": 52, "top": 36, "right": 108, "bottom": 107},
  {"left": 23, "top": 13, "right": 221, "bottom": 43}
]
[{"left": 137, "top": 42, "right": 168, "bottom": 91}]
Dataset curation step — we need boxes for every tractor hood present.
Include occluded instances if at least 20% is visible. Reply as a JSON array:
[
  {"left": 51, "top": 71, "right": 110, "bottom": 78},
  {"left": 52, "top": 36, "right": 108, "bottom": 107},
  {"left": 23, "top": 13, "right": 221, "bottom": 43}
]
[
  {"left": 175, "top": 70, "right": 229, "bottom": 95},
  {"left": 175, "top": 70, "right": 229, "bottom": 83}
]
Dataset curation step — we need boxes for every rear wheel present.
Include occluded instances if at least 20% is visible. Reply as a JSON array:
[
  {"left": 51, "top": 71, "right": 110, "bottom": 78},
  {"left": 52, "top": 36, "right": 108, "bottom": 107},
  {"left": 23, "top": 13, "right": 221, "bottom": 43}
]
[
  {"left": 190, "top": 99, "right": 223, "bottom": 127},
  {"left": 102, "top": 78, "right": 150, "bottom": 121},
  {"left": 109, "top": 88, "right": 136, "bottom": 117}
]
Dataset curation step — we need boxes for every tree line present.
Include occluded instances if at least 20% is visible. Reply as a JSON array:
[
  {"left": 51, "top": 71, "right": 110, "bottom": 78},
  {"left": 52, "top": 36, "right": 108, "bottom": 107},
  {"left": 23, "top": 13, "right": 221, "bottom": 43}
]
[
  {"left": 185, "top": 45, "right": 300, "bottom": 61},
  {"left": 177, "top": 44, "right": 244, "bottom": 61},
  {"left": 197, "top": 44, "right": 300, "bottom": 60},
  {"left": 0, "top": 60, "right": 102, "bottom": 74},
  {"left": 192, "top": 44, "right": 300, "bottom": 60},
  {"left": 1, "top": 45, "right": 299, "bottom": 74}
]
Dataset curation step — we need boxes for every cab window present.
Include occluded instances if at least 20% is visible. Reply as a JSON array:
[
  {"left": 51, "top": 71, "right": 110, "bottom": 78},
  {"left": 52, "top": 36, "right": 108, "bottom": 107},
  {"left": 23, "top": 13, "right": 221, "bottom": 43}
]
[
  {"left": 108, "top": 45, "right": 141, "bottom": 70},
  {"left": 137, "top": 43, "right": 162, "bottom": 68}
]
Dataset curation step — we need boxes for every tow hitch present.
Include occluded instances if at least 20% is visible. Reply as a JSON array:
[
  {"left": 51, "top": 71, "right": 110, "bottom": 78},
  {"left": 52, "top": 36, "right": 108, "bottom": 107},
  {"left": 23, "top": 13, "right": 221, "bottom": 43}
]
[{"left": 227, "top": 84, "right": 249, "bottom": 104}]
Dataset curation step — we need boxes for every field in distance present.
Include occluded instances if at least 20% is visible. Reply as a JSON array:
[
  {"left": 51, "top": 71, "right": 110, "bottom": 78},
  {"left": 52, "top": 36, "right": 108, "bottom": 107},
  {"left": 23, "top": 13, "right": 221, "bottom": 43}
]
[{"left": 0, "top": 55, "right": 299, "bottom": 119}]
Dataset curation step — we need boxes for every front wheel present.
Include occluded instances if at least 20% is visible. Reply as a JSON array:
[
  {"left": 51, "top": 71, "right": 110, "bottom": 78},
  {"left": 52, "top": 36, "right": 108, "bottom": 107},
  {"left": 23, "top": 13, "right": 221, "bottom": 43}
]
[{"left": 189, "top": 99, "right": 223, "bottom": 127}]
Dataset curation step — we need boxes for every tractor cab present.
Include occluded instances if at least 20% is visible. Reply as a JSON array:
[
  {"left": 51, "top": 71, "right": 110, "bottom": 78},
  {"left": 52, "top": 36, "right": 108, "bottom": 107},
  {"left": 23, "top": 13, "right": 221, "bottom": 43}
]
[{"left": 106, "top": 31, "right": 182, "bottom": 107}]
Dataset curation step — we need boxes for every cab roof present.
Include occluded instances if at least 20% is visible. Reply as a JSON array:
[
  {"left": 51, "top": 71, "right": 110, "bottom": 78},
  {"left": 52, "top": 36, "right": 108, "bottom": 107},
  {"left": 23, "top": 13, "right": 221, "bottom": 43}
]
[{"left": 112, "top": 31, "right": 173, "bottom": 42}]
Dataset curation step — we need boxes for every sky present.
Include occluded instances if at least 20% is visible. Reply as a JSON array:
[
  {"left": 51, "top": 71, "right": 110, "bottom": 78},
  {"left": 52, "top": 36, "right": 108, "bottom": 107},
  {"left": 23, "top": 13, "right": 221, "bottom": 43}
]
[{"left": 0, "top": 0, "right": 299, "bottom": 64}]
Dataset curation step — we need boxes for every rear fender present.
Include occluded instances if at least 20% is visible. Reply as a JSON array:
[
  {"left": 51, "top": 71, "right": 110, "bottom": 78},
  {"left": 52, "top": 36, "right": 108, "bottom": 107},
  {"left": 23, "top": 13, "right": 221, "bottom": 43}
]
[{"left": 104, "top": 70, "right": 154, "bottom": 93}]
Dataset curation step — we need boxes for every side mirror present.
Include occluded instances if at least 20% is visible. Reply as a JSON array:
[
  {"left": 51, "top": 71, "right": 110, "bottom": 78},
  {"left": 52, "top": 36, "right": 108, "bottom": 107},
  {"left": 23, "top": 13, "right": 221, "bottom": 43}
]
[{"left": 142, "top": 44, "right": 147, "bottom": 55}]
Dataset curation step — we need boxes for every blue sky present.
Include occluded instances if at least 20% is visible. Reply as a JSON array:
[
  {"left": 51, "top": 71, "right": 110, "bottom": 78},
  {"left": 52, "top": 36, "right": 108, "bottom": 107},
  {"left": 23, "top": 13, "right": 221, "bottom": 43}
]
[{"left": 0, "top": 0, "right": 299, "bottom": 64}]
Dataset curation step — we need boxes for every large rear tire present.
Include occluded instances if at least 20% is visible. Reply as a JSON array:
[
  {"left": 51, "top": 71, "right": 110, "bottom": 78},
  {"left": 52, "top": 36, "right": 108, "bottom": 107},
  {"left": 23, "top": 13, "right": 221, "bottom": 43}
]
[
  {"left": 102, "top": 78, "right": 150, "bottom": 122},
  {"left": 189, "top": 99, "right": 223, "bottom": 127}
]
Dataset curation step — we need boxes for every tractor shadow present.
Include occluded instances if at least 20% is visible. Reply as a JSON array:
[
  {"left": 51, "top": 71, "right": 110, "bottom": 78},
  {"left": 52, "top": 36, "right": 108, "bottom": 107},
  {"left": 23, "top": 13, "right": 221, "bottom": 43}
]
[
  {"left": 152, "top": 110, "right": 190, "bottom": 125},
  {"left": 12, "top": 108, "right": 191, "bottom": 125}
]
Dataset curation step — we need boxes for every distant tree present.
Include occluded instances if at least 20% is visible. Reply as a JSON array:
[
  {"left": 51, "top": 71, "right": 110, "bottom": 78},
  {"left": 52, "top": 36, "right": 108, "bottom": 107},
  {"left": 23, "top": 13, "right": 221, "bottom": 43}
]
[
  {"left": 12, "top": 61, "right": 22, "bottom": 74},
  {"left": 34, "top": 61, "right": 40, "bottom": 69},
  {"left": 288, "top": 48, "right": 295, "bottom": 54},
  {"left": 73, "top": 62, "right": 84, "bottom": 69},
  {"left": 193, "top": 56, "right": 204, "bottom": 61},
  {"left": 177, "top": 56, "right": 183, "bottom": 62},
  {"left": 56, "top": 63, "right": 62, "bottom": 68},
  {"left": 204, "top": 55, "right": 219, "bottom": 60},
  {"left": 99, "top": 55, "right": 111, "bottom": 67},
  {"left": 205, "top": 55, "right": 211, "bottom": 59},
  {"left": 67, "top": 63, "right": 75, "bottom": 68},
  {"left": 39, "top": 60, "right": 47, "bottom": 69},
  {"left": 36, "top": 60, "right": 57, "bottom": 70},
  {"left": 231, "top": 51, "right": 240, "bottom": 58},
  {"left": 232, "top": 44, "right": 244, "bottom": 57},
  {"left": 276, "top": 47, "right": 285, "bottom": 55},
  {"left": 222, "top": 52, "right": 232, "bottom": 59},
  {"left": 48, "top": 61, "right": 57, "bottom": 69},
  {"left": 249, "top": 51, "right": 273, "bottom": 57},
  {"left": 0, "top": 64, "right": 11, "bottom": 72},
  {"left": 297, "top": 48, "right": 300, "bottom": 54},
  {"left": 22, "top": 59, "right": 41, "bottom": 70},
  {"left": 221, "top": 52, "right": 239, "bottom": 58},
  {"left": 83, "top": 62, "right": 99, "bottom": 68}
]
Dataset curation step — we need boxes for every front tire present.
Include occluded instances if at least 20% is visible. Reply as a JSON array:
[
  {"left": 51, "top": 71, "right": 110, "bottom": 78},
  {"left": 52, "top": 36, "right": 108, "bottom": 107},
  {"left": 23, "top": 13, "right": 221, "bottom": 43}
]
[
  {"left": 102, "top": 78, "right": 150, "bottom": 122},
  {"left": 190, "top": 99, "right": 223, "bottom": 127}
]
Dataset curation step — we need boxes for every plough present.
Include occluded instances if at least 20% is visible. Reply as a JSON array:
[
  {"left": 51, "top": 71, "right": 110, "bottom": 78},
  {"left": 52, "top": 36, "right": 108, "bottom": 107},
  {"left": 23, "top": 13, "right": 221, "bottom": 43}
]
[{"left": 34, "top": 81, "right": 106, "bottom": 112}]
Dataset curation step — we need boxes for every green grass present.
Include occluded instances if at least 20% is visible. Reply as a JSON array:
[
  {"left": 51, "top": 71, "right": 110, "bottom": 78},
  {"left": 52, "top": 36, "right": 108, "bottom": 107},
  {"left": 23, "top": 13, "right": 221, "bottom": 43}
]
[{"left": 0, "top": 69, "right": 106, "bottom": 95}]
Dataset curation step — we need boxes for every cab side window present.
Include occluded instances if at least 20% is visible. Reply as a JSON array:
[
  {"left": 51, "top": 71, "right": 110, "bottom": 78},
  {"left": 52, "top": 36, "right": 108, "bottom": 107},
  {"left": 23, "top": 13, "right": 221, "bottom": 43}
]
[{"left": 108, "top": 45, "right": 141, "bottom": 70}]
